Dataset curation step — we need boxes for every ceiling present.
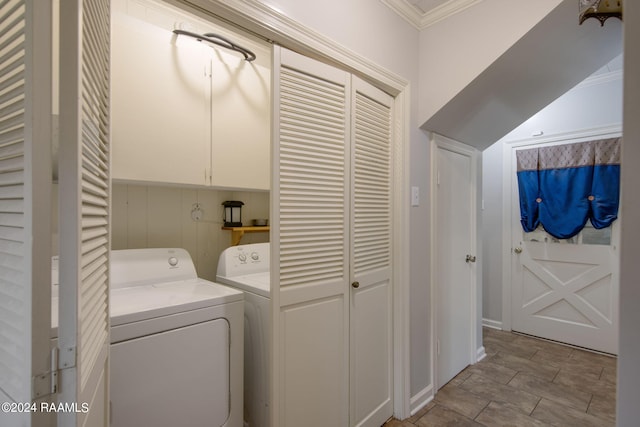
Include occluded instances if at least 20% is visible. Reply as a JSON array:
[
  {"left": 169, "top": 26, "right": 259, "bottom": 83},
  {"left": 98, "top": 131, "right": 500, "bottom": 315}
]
[
  {"left": 382, "top": 0, "right": 481, "bottom": 29},
  {"left": 405, "top": 0, "right": 452, "bottom": 14},
  {"left": 421, "top": 0, "right": 623, "bottom": 149}
]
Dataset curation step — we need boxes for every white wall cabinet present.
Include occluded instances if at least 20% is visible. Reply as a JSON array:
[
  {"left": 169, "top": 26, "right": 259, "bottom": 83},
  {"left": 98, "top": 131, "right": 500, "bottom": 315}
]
[{"left": 111, "top": 0, "right": 271, "bottom": 190}]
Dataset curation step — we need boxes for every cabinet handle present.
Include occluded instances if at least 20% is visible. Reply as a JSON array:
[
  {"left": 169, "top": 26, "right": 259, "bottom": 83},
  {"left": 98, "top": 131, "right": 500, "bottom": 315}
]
[{"left": 352, "top": 281, "right": 360, "bottom": 289}]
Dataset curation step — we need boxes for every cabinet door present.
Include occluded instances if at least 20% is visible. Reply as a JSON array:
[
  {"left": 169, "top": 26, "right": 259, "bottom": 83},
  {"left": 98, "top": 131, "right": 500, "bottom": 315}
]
[
  {"left": 111, "top": 10, "right": 210, "bottom": 186},
  {"left": 211, "top": 45, "right": 271, "bottom": 190}
]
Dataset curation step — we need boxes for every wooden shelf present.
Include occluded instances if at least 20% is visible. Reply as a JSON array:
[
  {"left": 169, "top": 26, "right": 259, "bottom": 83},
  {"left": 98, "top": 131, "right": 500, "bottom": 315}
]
[{"left": 222, "top": 226, "right": 270, "bottom": 246}]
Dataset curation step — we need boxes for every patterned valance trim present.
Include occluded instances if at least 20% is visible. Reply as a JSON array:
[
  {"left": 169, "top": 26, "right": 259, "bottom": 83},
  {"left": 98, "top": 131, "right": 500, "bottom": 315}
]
[{"left": 517, "top": 138, "right": 621, "bottom": 172}]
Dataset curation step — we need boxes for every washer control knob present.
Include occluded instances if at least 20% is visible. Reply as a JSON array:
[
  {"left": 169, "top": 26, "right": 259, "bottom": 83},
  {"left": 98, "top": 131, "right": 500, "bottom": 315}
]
[
  {"left": 238, "top": 253, "right": 247, "bottom": 262},
  {"left": 168, "top": 256, "right": 179, "bottom": 267},
  {"left": 251, "top": 252, "right": 259, "bottom": 261}
]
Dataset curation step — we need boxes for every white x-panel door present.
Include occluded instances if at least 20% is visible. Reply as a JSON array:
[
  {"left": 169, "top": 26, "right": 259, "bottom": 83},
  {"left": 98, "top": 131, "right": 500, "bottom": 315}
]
[{"left": 511, "top": 143, "right": 619, "bottom": 355}]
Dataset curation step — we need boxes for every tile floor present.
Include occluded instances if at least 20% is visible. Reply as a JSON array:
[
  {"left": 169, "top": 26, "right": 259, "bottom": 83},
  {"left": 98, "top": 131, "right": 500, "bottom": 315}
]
[{"left": 385, "top": 327, "right": 616, "bottom": 427}]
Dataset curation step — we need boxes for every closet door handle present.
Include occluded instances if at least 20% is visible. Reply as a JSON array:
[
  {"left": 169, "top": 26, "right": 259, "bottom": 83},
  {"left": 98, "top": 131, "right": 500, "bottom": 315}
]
[{"left": 352, "top": 281, "right": 360, "bottom": 289}]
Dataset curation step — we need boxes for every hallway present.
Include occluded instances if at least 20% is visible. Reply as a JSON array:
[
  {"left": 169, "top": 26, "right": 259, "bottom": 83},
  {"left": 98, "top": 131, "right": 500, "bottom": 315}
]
[{"left": 385, "top": 327, "right": 616, "bottom": 426}]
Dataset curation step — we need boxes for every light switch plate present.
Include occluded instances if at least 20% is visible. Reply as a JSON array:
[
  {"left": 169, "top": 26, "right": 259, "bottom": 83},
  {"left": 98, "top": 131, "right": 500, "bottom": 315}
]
[{"left": 411, "top": 186, "right": 419, "bottom": 207}]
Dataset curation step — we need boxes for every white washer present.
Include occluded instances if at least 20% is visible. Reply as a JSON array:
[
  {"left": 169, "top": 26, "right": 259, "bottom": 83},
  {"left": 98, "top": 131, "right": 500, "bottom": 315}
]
[
  {"left": 216, "top": 243, "right": 270, "bottom": 427},
  {"left": 52, "top": 248, "right": 243, "bottom": 427}
]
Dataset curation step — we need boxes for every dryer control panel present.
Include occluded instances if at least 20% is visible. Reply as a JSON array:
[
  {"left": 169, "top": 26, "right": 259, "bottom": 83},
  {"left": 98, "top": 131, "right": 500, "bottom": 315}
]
[{"left": 217, "top": 243, "right": 270, "bottom": 277}]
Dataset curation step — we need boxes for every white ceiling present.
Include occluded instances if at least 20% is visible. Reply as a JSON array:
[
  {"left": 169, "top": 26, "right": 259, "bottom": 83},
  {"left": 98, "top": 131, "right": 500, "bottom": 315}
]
[
  {"left": 405, "top": 0, "right": 455, "bottom": 14},
  {"left": 421, "top": 0, "right": 623, "bottom": 149},
  {"left": 382, "top": 0, "right": 481, "bottom": 29}
]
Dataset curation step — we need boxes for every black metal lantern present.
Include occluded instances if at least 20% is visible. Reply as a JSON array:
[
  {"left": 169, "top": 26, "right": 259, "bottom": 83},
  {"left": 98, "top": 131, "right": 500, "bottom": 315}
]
[{"left": 222, "top": 201, "right": 244, "bottom": 227}]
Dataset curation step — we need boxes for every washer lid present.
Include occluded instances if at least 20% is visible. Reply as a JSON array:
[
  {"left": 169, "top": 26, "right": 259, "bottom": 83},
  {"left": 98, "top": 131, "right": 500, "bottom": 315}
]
[
  {"left": 51, "top": 279, "right": 242, "bottom": 337},
  {"left": 216, "top": 272, "right": 270, "bottom": 298}
]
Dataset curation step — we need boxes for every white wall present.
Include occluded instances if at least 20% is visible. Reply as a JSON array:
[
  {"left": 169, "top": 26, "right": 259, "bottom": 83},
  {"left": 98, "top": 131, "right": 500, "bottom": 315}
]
[
  {"left": 618, "top": 1, "right": 640, "bottom": 424},
  {"left": 481, "top": 142, "right": 503, "bottom": 325},
  {"left": 481, "top": 58, "right": 623, "bottom": 326},
  {"left": 418, "top": 0, "right": 562, "bottom": 125},
  {"left": 111, "top": 184, "right": 269, "bottom": 280},
  {"left": 258, "top": 0, "right": 433, "bottom": 399}
]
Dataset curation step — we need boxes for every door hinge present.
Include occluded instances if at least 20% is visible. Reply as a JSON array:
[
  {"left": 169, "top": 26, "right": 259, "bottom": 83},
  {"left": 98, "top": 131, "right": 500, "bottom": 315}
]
[
  {"left": 58, "top": 345, "right": 77, "bottom": 370},
  {"left": 33, "top": 347, "right": 58, "bottom": 398},
  {"left": 32, "top": 346, "right": 77, "bottom": 399}
]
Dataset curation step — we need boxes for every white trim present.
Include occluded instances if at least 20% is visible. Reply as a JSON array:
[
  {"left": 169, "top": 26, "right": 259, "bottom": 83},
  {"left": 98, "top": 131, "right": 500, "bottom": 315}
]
[
  {"left": 575, "top": 69, "right": 623, "bottom": 90},
  {"left": 183, "top": 0, "right": 409, "bottom": 96},
  {"left": 482, "top": 318, "right": 503, "bottom": 330},
  {"left": 409, "top": 385, "right": 433, "bottom": 416},
  {"left": 430, "top": 133, "right": 480, "bottom": 390},
  {"left": 381, "top": 0, "right": 483, "bottom": 30},
  {"left": 380, "top": 0, "right": 423, "bottom": 29},
  {"left": 502, "top": 124, "right": 622, "bottom": 147},
  {"left": 178, "top": 0, "right": 412, "bottom": 421},
  {"left": 501, "top": 140, "right": 512, "bottom": 331},
  {"left": 476, "top": 346, "right": 487, "bottom": 362},
  {"left": 500, "top": 123, "right": 622, "bottom": 336},
  {"left": 393, "top": 88, "right": 412, "bottom": 419}
]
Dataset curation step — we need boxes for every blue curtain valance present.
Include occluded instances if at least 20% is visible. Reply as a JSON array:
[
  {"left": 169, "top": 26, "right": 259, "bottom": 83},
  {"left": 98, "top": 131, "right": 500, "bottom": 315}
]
[{"left": 516, "top": 138, "right": 620, "bottom": 239}]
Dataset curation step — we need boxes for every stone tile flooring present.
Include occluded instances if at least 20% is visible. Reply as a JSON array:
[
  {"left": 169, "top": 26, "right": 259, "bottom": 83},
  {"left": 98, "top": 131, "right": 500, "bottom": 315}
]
[{"left": 385, "top": 327, "right": 616, "bottom": 426}]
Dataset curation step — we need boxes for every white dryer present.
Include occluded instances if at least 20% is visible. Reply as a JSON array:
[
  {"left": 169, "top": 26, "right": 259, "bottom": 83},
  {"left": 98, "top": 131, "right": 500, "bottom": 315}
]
[
  {"left": 217, "top": 243, "right": 270, "bottom": 427},
  {"left": 52, "top": 248, "right": 243, "bottom": 427}
]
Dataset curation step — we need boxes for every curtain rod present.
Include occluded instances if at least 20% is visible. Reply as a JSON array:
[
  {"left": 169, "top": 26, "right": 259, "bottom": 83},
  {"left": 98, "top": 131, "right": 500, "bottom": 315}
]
[{"left": 173, "top": 29, "right": 256, "bottom": 62}]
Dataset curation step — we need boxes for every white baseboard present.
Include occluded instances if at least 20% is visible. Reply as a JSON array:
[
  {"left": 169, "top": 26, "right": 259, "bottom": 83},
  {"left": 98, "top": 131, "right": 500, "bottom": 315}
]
[
  {"left": 482, "top": 318, "right": 503, "bottom": 330},
  {"left": 410, "top": 384, "right": 434, "bottom": 416},
  {"left": 476, "top": 346, "right": 487, "bottom": 362}
]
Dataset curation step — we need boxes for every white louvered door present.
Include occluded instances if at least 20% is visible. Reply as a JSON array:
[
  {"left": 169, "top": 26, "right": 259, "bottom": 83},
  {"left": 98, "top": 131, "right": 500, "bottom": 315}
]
[
  {"left": 273, "top": 46, "right": 351, "bottom": 427},
  {"left": 57, "top": 0, "right": 110, "bottom": 425},
  {"left": 273, "top": 47, "right": 393, "bottom": 427},
  {"left": 349, "top": 77, "right": 393, "bottom": 427},
  {"left": 0, "top": 2, "right": 52, "bottom": 426}
]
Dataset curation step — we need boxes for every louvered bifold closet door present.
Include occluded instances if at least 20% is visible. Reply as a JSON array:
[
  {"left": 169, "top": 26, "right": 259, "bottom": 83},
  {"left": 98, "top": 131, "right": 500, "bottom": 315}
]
[
  {"left": 273, "top": 46, "right": 350, "bottom": 427},
  {"left": 58, "top": 0, "right": 110, "bottom": 425},
  {"left": 0, "top": 1, "right": 52, "bottom": 426},
  {"left": 349, "top": 77, "right": 393, "bottom": 427}
]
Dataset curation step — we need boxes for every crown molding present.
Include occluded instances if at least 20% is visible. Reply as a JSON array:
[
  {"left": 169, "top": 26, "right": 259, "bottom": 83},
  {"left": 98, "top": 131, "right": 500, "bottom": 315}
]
[
  {"left": 182, "top": 0, "right": 409, "bottom": 95},
  {"left": 381, "top": 0, "right": 483, "bottom": 30},
  {"left": 380, "top": 0, "right": 424, "bottom": 29}
]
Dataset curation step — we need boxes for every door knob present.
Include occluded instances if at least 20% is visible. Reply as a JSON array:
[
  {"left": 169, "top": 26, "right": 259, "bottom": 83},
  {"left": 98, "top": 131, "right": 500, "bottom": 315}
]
[
  {"left": 514, "top": 247, "right": 523, "bottom": 254},
  {"left": 465, "top": 255, "right": 476, "bottom": 263},
  {"left": 352, "top": 281, "right": 360, "bottom": 289}
]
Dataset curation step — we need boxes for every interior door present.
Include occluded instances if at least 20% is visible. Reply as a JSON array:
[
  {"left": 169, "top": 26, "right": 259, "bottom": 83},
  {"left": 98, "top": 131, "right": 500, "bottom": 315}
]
[
  {"left": 434, "top": 136, "right": 477, "bottom": 388},
  {"left": 272, "top": 47, "right": 395, "bottom": 427},
  {"left": 510, "top": 141, "right": 619, "bottom": 354},
  {"left": 57, "top": 0, "right": 111, "bottom": 425},
  {"left": 349, "top": 77, "right": 393, "bottom": 427},
  {"left": 0, "top": 1, "right": 53, "bottom": 426},
  {"left": 272, "top": 45, "right": 351, "bottom": 427}
]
